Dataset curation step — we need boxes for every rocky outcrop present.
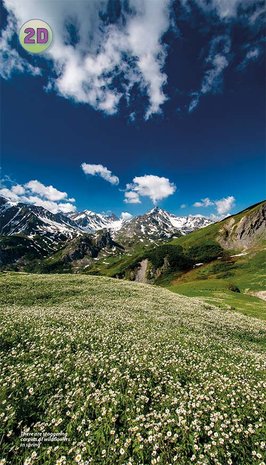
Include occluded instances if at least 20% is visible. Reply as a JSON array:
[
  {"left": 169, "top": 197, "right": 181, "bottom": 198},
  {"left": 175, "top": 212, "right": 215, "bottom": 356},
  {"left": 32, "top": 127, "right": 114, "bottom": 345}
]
[{"left": 218, "top": 202, "right": 266, "bottom": 250}]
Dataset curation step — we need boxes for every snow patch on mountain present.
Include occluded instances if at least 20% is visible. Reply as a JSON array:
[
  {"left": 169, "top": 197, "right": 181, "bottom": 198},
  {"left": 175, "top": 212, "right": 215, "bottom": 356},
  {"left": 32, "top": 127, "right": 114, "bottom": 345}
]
[{"left": 70, "top": 210, "right": 131, "bottom": 232}]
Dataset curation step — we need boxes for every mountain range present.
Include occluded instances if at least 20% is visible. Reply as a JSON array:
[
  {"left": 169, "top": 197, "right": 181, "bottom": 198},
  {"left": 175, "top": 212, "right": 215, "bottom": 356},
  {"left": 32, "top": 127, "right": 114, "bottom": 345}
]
[
  {"left": 1, "top": 195, "right": 265, "bottom": 279},
  {"left": 0, "top": 195, "right": 213, "bottom": 270},
  {"left": 87, "top": 201, "right": 266, "bottom": 297}
]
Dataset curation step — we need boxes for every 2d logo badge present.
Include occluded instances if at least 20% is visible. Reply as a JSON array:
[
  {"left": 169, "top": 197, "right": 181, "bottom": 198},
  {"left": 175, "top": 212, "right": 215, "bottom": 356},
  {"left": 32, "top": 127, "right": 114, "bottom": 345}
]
[{"left": 19, "top": 19, "right": 53, "bottom": 54}]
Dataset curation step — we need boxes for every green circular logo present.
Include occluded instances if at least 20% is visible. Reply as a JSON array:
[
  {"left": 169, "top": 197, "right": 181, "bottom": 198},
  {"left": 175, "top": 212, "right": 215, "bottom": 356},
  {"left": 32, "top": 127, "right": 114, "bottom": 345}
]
[{"left": 19, "top": 19, "right": 52, "bottom": 54}]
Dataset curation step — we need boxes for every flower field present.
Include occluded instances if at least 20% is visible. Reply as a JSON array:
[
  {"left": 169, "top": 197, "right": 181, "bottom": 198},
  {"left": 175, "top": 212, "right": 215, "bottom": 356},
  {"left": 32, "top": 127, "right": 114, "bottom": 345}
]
[{"left": 0, "top": 273, "right": 265, "bottom": 465}]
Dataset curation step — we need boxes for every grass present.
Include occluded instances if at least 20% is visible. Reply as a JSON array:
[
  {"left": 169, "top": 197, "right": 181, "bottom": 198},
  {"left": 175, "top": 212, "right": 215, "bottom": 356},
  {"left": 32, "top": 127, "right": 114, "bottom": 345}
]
[
  {"left": 166, "top": 247, "right": 266, "bottom": 320},
  {"left": 0, "top": 273, "right": 266, "bottom": 465},
  {"left": 168, "top": 280, "right": 266, "bottom": 320}
]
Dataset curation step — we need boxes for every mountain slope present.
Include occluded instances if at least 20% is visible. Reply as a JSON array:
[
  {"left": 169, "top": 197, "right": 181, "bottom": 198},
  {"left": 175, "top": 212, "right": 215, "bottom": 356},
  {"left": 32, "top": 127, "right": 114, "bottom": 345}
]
[
  {"left": 70, "top": 210, "right": 123, "bottom": 232},
  {"left": 160, "top": 201, "right": 266, "bottom": 318},
  {"left": 88, "top": 201, "right": 266, "bottom": 317},
  {"left": 34, "top": 231, "right": 124, "bottom": 273},
  {"left": 0, "top": 197, "right": 125, "bottom": 270},
  {"left": 0, "top": 196, "right": 79, "bottom": 240},
  {"left": 170, "top": 200, "right": 266, "bottom": 251},
  {"left": 0, "top": 195, "right": 213, "bottom": 269}
]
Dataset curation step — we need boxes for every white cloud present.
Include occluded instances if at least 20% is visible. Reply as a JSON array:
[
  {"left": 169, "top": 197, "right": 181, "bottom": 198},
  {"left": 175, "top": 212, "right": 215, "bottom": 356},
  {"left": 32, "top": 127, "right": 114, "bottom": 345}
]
[
  {"left": 180, "top": 203, "right": 187, "bottom": 209},
  {"left": 193, "top": 195, "right": 235, "bottom": 217},
  {"left": 1, "top": 0, "right": 264, "bottom": 116},
  {"left": 0, "top": 179, "right": 76, "bottom": 214},
  {"left": 125, "top": 174, "right": 176, "bottom": 204},
  {"left": 0, "top": 14, "right": 41, "bottom": 79},
  {"left": 189, "top": 36, "right": 231, "bottom": 112},
  {"left": 215, "top": 195, "right": 235, "bottom": 216},
  {"left": 238, "top": 47, "right": 261, "bottom": 70},
  {"left": 124, "top": 191, "right": 141, "bottom": 204},
  {"left": 193, "top": 197, "right": 214, "bottom": 208},
  {"left": 25, "top": 180, "right": 68, "bottom": 201},
  {"left": 0, "top": 187, "right": 20, "bottom": 202},
  {"left": 81, "top": 163, "right": 119, "bottom": 186},
  {"left": 1, "top": 0, "right": 172, "bottom": 118},
  {"left": 27, "top": 196, "right": 76, "bottom": 214},
  {"left": 11, "top": 184, "right": 25, "bottom": 195}
]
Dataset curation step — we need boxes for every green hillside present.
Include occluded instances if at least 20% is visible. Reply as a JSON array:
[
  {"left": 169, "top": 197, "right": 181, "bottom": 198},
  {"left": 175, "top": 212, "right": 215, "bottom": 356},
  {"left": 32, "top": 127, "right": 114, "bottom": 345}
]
[
  {"left": 167, "top": 247, "right": 266, "bottom": 319},
  {"left": 0, "top": 273, "right": 266, "bottom": 465},
  {"left": 86, "top": 201, "right": 266, "bottom": 319},
  {"left": 170, "top": 200, "right": 265, "bottom": 250},
  {"left": 164, "top": 201, "right": 266, "bottom": 319}
]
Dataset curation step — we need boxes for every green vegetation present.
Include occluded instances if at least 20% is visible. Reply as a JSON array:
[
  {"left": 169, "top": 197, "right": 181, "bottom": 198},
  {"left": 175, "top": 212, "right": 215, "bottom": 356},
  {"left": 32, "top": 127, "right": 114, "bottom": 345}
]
[
  {"left": 0, "top": 235, "right": 41, "bottom": 261},
  {"left": 144, "top": 245, "right": 192, "bottom": 271},
  {"left": 170, "top": 201, "right": 265, "bottom": 251},
  {"left": 228, "top": 283, "right": 240, "bottom": 293},
  {"left": 0, "top": 273, "right": 266, "bottom": 465},
  {"left": 185, "top": 242, "right": 224, "bottom": 264},
  {"left": 152, "top": 202, "right": 266, "bottom": 320},
  {"left": 167, "top": 248, "right": 266, "bottom": 320}
]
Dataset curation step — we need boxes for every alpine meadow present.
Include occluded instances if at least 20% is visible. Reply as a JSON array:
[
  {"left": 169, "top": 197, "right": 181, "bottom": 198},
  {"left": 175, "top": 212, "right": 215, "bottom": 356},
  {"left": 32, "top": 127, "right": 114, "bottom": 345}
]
[
  {"left": 0, "top": 273, "right": 266, "bottom": 465},
  {"left": 1, "top": 0, "right": 266, "bottom": 464}
]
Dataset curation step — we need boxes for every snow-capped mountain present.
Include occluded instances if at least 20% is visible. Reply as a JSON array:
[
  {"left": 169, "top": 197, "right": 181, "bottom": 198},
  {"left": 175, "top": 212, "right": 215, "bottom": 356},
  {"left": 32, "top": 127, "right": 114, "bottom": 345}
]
[
  {"left": 70, "top": 210, "right": 125, "bottom": 232},
  {"left": 0, "top": 196, "right": 79, "bottom": 242},
  {"left": 0, "top": 195, "right": 213, "bottom": 269},
  {"left": 70, "top": 207, "right": 212, "bottom": 239},
  {"left": 0, "top": 196, "right": 212, "bottom": 243},
  {"left": 114, "top": 207, "right": 212, "bottom": 244}
]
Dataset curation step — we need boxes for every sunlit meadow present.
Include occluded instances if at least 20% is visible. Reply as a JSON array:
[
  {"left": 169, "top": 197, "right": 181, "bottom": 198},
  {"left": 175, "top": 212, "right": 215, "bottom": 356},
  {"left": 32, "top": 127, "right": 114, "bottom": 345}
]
[{"left": 0, "top": 273, "right": 265, "bottom": 465}]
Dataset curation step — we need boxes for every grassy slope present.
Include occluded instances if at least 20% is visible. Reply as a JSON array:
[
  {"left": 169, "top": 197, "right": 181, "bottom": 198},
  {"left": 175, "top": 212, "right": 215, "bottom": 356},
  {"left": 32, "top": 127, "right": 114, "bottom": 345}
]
[
  {"left": 161, "top": 202, "right": 266, "bottom": 319},
  {"left": 169, "top": 201, "right": 264, "bottom": 251},
  {"left": 85, "top": 243, "right": 148, "bottom": 278},
  {"left": 0, "top": 273, "right": 266, "bottom": 465},
  {"left": 87, "top": 202, "right": 266, "bottom": 319},
  {"left": 165, "top": 246, "right": 266, "bottom": 320}
]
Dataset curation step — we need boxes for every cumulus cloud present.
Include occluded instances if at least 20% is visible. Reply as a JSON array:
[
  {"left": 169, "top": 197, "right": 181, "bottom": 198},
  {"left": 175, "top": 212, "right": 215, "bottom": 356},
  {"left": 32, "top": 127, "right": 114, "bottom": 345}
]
[
  {"left": 1, "top": 0, "right": 264, "bottom": 116},
  {"left": 215, "top": 195, "right": 235, "bottom": 216},
  {"left": 27, "top": 196, "right": 76, "bottom": 214},
  {"left": 11, "top": 184, "right": 25, "bottom": 195},
  {"left": 193, "top": 195, "right": 235, "bottom": 217},
  {"left": 81, "top": 163, "right": 119, "bottom": 186},
  {"left": 0, "top": 187, "right": 20, "bottom": 203},
  {"left": 193, "top": 197, "right": 214, "bottom": 208},
  {"left": 25, "top": 180, "right": 69, "bottom": 201},
  {"left": 1, "top": 0, "right": 172, "bottom": 118},
  {"left": 124, "top": 191, "right": 141, "bottom": 204},
  {"left": 125, "top": 175, "right": 176, "bottom": 204},
  {"left": 0, "top": 179, "right": 76, "bottom": 214}
]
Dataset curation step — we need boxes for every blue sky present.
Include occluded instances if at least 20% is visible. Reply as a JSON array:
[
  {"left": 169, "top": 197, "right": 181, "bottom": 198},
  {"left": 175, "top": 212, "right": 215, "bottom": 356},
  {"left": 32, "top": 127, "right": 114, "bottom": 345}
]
[{"left": 0, "top": 0, "right": 265, "bottom": 219}]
